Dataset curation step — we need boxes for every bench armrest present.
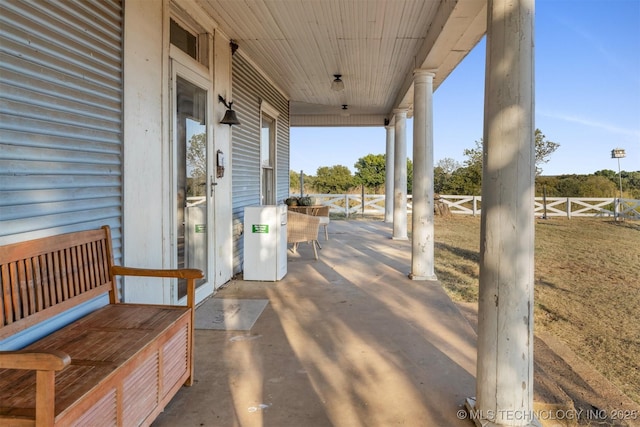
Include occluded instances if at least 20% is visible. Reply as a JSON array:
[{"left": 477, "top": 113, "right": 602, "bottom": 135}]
[
  {"left": 110, "top": 266, "right": 204, "bottom": 308},
  {"left": 0, "top": 350, "right": 70, "bottom": 426},
  {"left": 0, "top": 350, "right": 70, "bottom": 371},
  {"left": 111, "top": 266, "right": 203, "bottom": 279}
]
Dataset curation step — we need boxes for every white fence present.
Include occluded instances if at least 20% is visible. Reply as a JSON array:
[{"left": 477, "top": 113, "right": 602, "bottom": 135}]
[{"left": 302, "top": 194, "right": 640, "bottom": 220}]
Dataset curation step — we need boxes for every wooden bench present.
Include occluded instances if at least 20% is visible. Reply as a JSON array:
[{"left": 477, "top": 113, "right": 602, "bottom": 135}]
[{"left": 0, "top": 226, "right": 203, "bottom": 426}]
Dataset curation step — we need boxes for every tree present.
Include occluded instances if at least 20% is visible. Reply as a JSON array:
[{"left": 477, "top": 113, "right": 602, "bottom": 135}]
[
  {"left": 313, "top": 165, "right": 355, "bottom": 193},
  {"left": 462, "top": 139, "right": 483, "bottom": 170},
  {"left": 625, "top": 171, "right": 640, "bottom": 198},
  {"left": 290, "top": 170, "right": 300, "bottom": 192},
  {"left": 437, "top": 157, "right": 462, "bottom": 175},
  {"left": 447, "top": 163, "right": 482, "bottom": 195},
  {"left": 555, "top": 176, "right": 582, "bottom": 197},
  {"left": 537, "top": 172, "right": 640, "bottom": 198},
  {"left": 534, "top": 129, "right": 560, "bottom": 175},
  {"left": 594, "top": 169, "right": 618, "bottom": 181},
  {"left": 595, "top": 169, "right": 640, "bottom": 198},
  {"left": 438, "top": 144, "right": 483, "bottom": 195},
  {"left": 434, "top": 158, "right": 462, "bottom": 194},
  {"left": 352, "top": 154, "right": 413, "bottom": 194},
  {"left": 580, "top": 175, "right": 618, "bottom": 197},
  {"left": 464, "top": 129, "right": 560, "bottom": 177},
  {"left": 290, "top": 170, "right": 315, "bottom": 195},
  {"left": 354, "top": 154, "right": 386, "bottom": 193}
]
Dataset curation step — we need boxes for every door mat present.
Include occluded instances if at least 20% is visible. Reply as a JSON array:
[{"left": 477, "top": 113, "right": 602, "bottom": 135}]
[{"left": 195, "top": 298, "right": 269, "bottom": 331}]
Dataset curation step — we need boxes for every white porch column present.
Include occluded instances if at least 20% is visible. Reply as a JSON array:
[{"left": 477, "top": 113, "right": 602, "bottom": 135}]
[
  {"left": 469, "top": 0, "right": 538, "bottom": 426},
  {"left": 392, "top": 109, "right": 408, "bottom": 240},
  {"left": 384, "top": 122, "right": 395, "bottom": 223},
  {"left": 410, "top": 70, "right": 437, "bottom": 281}
]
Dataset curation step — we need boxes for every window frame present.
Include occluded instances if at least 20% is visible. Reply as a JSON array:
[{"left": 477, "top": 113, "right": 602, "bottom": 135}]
[{"left": 260, "top": 101, "right": 280, "bottom": 205}]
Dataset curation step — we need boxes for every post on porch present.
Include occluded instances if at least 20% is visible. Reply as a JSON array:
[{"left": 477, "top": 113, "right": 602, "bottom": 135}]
[
  {"left": 385, "top": 122, "right": 395, "bottom": 223},
  {"left": 472, "top": 0, "right": 538, "bottom": 426},
  {"left": 410, "top": 70, "right": 437, "bottom": 281},
  {"left": 392, "top": 109, "right": 409, "bottom": 240}
]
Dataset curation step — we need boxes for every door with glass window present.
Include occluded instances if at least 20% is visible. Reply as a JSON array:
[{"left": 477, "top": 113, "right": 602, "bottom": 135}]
[{"left": 172, "top": 63, "right": 212, "bottom": 303}]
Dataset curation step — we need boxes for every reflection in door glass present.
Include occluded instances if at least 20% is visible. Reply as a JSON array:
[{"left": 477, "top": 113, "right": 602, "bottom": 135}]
[{"left": 176, "top": 76, "right": 207, "bottom": 298}]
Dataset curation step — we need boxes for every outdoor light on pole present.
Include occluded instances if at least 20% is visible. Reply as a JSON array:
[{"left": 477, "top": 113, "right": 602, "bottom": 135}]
[{"left": 611, "top": 148, "right": 626, "bottom": 220}]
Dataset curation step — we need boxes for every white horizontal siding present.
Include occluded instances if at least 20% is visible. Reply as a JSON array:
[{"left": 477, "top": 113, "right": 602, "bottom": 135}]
[
  {"left": 231, "top": 53, "right": 289, "bottom": 273},
  {"left": 0, "top": 0, "right": 123, "bottom": 263}
]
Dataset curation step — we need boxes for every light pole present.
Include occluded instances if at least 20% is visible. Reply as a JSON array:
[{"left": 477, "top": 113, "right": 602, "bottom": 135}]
[{"left": 611, "top": 148, "right": 626, "bottom": 220}]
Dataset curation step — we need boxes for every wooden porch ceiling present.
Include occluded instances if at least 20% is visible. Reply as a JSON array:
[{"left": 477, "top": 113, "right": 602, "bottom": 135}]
[{"left": 193, "top": 0, "right": 487, "bottom": 126}]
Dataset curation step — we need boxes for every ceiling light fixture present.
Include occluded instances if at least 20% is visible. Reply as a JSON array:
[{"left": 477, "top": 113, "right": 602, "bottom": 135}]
[{"left": 331, "top": 74, "right": 345, "bottom": 92}]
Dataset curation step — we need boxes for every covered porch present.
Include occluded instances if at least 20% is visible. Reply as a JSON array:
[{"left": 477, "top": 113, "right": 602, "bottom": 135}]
[{"left": 154, "top": 219, "right": 477, "bottom": 426}]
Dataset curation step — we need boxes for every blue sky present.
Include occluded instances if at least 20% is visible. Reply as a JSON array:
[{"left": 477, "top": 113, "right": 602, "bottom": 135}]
[{"left": 290, "top": 0, "right": 640, "bottom": 177}]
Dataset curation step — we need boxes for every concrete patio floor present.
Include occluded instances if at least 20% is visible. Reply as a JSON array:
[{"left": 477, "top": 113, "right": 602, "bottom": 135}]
[{"left": 154, "top": 219, "right": 477, "bottom": 427}]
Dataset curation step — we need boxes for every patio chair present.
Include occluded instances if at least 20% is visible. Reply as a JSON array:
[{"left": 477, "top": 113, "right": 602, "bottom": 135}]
[
  {"left": 310, "top": 206, "right": 330, "bottom": 241},
  {"left": 287, "top": 211, "right": 321, "bottom": 259}
]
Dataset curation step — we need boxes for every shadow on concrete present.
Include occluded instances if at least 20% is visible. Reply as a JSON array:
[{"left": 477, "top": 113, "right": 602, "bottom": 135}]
[{"left": 154, "top": 220, "right": 478, "bottom": 427}]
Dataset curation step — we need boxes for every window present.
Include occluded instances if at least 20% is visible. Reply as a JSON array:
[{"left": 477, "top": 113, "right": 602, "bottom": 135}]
[
  {"left": 170, "top": 18, "right": 208, "bottom": 67},
  {"left": 260, "top": 101, "right": 279, "bottom": 205},
  {"left": 261, "top": 115, "right": 273, "bottom": 168},
  {"left": 261, "top": 114, "right": 275, "bottom": 205},
  {"left": 170, "top": 19, "right": 197, "bottom": 59}
]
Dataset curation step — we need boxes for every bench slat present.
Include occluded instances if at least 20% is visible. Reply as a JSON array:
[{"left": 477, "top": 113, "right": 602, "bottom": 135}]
[
  {"left": 6, "top": 263, "right": 18, "bottom": 324},
  {"left": 0, "top": 229, "right": 109, "bottom": 263},
  {"left": 45, "top": 253, "right": 56, "bottom": 306},
  {"left": 32, "top": 257, "right": 43, "bottom": 312}
]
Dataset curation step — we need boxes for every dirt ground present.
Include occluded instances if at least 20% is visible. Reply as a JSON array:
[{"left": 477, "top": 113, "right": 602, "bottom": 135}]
[{"left": 455, "top": 301, "right": 640, "bottom": 427}]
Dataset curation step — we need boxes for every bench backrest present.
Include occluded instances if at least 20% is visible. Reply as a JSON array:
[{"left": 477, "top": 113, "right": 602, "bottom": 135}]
[{"left": 0, "top": 226, "right": 117, "bottom": 340}]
